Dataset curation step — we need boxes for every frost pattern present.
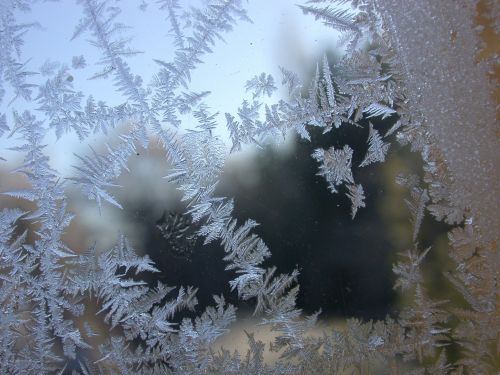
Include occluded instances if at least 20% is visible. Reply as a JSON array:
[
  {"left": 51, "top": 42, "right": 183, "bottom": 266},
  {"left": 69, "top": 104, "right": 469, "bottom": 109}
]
[
  {"left": 312, "top": 145, "right": 354, "bottom": 193},
  {"left": 0, "top": 0, "right": 497, "bottom": 374},
  {"left": 72, "top": 55, "right": 87, "bottom": 69},
  {"left": 359, "top": 122, "right": 390, "bottom": 167},
  {"left": 346, "top": 183, "right": 365, "bottom": 219},
  {"left": 245, "top": 73, "right": 277, "bottom": 98}
]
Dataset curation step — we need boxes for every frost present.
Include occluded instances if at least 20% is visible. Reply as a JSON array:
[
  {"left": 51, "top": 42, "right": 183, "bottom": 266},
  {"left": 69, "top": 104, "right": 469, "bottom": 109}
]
[
  {"left": 39, "top": 59, "right": 60, "bottom": 76},
  {"left": 346, "top": 183, "right": 365, "bottom": 218},
  {"left": 245, "top": 72, "right": 277, "bottom": 98},
  {"left": 359, "top": 122, "right": 390, "bottom": 167},
  {"left": 71, "top": 55, "right": 87, "bottom": 69},
  {"left": 363, "top": 102, "right": 396, "bottom": 120},
  {"left": 298, "top": 1, "right": 357, "bottom": 32},
  {"left": 312, "top": 145, "right": 354, "bottom": 193},
  {"left": 0, "top": 113, "right": 8, "bottom": 137},
  {"left": 0, "top": 0, "right": 497, "bottom": 373}
]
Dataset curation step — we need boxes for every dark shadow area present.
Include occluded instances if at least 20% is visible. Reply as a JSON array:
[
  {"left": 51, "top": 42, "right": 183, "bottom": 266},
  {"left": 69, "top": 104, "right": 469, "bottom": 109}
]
[
  {"left": 120, "top": 116, "right": 452, "bottom": 322},
  {"left": 220, "top": 120, "right": 398, "bottom": 320},
  {"left": 122, "top": 119, "right": 397, "bottom": 321}
]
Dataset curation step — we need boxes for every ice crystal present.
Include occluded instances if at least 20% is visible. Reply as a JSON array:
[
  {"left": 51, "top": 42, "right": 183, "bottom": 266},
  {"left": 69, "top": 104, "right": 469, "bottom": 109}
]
[
  {"left": 359, "top": 122, "right": 390, "bottom": 167},
  {"left": 312, "top": 145, "right": 354, "bottom": 193},
  {"left": 346, "top": 183, "right": 366, "bottom": 219},
  {"left": 71, "top": 55, "right": 87, "bottom": 69},
  {"left": 245, "top": 73, "right": 277, "bottom": 98}
]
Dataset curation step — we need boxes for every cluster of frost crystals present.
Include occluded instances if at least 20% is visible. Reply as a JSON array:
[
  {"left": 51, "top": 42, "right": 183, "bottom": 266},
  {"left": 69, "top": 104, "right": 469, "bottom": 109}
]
[
  {"left": 374, "top": 1, "right": 500, "bottom": 371},
  {"left": 375, "top": 0, "right": 499, "bottom": 239},
  {"left": 312, "top": 145, "right": 354, "bottom": 193},
  {"left": 0, "top": 0, "right": 498, "bottom": 373}
]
